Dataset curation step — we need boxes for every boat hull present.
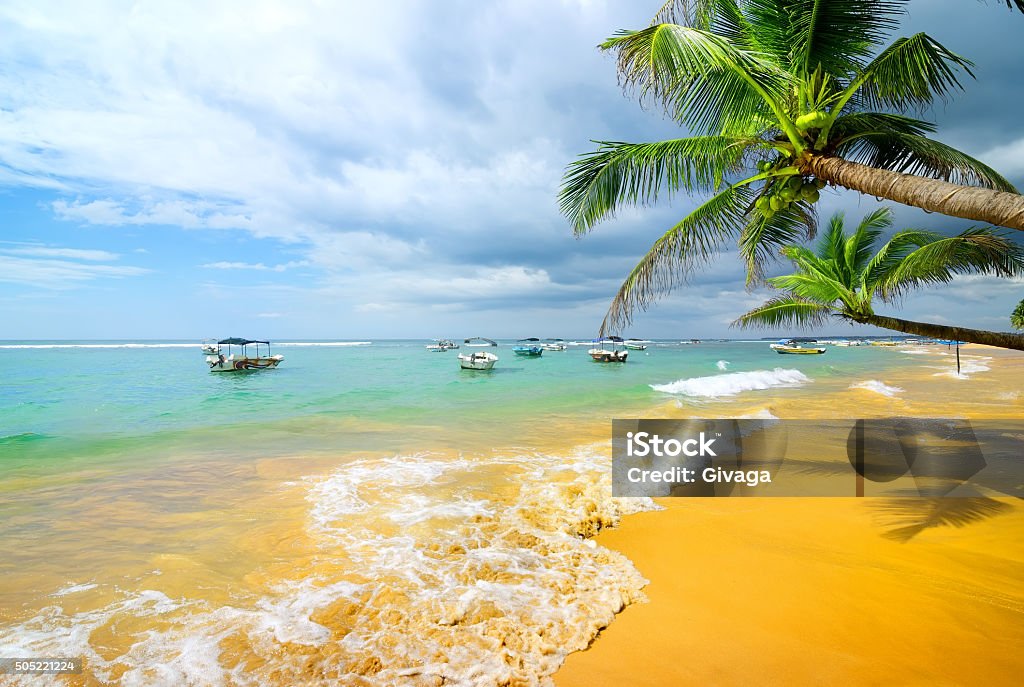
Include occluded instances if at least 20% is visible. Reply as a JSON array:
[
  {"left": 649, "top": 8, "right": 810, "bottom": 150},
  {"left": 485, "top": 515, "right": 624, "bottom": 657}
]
[
  {"left": 512, "top": 346, "right": 543, "bottom": 357},
  {"left": 458, "top": 352, "right": 498, "bottom": 370},
  {"left": 206, "top": 355, "right": 284, "bottom": 371},
  {"left": 773, "top": 347, "right": 826, "bottom": 355},
  {"left": 588, "top": 348, "right": 628, "bottom": 363}
]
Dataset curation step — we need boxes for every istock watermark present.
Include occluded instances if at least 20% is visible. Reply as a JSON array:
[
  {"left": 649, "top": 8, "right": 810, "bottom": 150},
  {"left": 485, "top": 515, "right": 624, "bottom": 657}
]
[{"left": 611, "top": 418, "right": 1024, "bottom": 498}]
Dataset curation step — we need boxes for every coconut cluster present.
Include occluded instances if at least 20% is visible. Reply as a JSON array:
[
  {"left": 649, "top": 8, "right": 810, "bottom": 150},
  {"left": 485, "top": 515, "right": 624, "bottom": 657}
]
[{"left": 754, "top": 171, "right": 825, "bottom": 219}]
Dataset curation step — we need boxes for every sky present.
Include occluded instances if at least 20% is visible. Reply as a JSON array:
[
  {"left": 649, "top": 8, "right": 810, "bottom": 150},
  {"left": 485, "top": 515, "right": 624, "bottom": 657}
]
[{"left": 1, "top": 0, "right": 1022, "bottom": 340}]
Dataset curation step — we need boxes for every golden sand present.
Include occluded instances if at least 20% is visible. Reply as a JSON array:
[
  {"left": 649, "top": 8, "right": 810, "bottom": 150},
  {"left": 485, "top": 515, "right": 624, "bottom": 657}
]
[{"left": 556, "top": 346, "right": 1024, "bottom": 687}]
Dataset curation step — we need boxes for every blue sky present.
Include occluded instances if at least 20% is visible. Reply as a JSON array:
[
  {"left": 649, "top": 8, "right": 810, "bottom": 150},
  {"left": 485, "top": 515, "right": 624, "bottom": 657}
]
[{"left": 1, "top": 0, "right": 1022, "bottom": 339}]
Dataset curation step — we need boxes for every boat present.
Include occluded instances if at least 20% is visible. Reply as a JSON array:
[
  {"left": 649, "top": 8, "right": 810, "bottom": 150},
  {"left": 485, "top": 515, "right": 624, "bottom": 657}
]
[
  {"left": 513, "top": 338, "right": 543, "bottom": 357},
  {"left": 624, "top": 338, "right": 648, "bottom": 351},
  {"left": 200, "top": 338, "right": 219, "bottom": 355},
  {"left": 463, "top": 337, "right": 498, "bottom": 347},
  {"left": 588, "top": 336, "right": 629, "bottom": 363},
  {"left": 770, "top": 339, "right": 826, "bottom": 355},
  {"left": 540, "top": 338, "right": 567, "bottom": 351},
  {"left": 205, "top": 338, "right": 284, "bottom": 372},
  {"left": 870, "top": 340, "right": 899, "bottom": 347},
  {"left": 425, "top": 339, "right": 459, "bottom": 352},
  {"left": 458, "top": 351, "right": 498, "bottom": 370}
]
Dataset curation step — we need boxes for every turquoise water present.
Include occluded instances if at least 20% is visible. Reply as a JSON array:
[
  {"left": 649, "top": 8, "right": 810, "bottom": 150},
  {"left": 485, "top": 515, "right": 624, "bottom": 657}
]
[
  {"left": 0, "top": 339, "right": 913, "bottom": 465},
  {"left": 0, "top": 338, "right": 978, "bottom": 685}
]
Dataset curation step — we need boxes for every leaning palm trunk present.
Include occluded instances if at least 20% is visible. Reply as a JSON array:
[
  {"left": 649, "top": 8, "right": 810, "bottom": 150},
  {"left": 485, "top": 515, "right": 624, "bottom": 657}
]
[
  {"left": 803, "top": 155, "right": 1024, "bottom": 232},
  {"left": 850, "top": 313, "right": 1024, "bottom": 351}
]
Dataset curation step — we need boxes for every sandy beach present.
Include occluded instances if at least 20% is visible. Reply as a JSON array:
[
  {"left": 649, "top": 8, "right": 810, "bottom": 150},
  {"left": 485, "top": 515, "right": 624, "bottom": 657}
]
[{"left": 556, "top": 346, "right": 1024, "bottom": 686}]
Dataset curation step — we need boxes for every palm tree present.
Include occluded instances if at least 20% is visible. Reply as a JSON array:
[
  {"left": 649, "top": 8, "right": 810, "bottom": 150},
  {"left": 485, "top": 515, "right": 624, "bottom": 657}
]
[
  {"left": 1012, "top": 299, "right": 1024, "bottom": 330},
  {"left": 560, "top": 0, "right": 1024, "bottom": 331},
  {"left": 732, "top": 208, "right": 1024, "bottom": 350}
]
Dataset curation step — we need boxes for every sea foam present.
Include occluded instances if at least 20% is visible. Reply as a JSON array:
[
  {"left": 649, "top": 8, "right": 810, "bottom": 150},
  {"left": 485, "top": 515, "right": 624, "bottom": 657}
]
[
  {"left": 0, "top": 448, "right": 658, "bottom": 686},
  {"left": 850, "top": 380, "right": 904, "bottom": 397},
  {"left": 651, "top": 368, "right": 810, "bottom": 398}
]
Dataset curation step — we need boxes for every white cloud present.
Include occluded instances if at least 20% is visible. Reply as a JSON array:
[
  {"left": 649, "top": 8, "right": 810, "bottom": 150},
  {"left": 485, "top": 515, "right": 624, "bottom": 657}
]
[
  {"left": 0, "top": 255, "right": 147, "bottom": 289},
  {"left": 202, "top": 260, "right": 307, "bottom": 272},
  {"left": 3, "top": 246, "right": 120, "bottom": 261}
]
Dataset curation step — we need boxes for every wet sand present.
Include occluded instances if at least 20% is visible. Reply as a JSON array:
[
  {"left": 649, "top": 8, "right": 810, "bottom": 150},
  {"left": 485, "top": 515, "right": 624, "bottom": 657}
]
[{"left": 556, "top": 346, "right": 1024, "bottom": 686}]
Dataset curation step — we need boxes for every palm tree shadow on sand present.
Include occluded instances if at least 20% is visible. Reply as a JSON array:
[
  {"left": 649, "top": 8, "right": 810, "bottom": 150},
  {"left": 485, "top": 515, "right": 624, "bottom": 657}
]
[{"left": 871, "top": 497, "right": 1014, "bottom": 543}]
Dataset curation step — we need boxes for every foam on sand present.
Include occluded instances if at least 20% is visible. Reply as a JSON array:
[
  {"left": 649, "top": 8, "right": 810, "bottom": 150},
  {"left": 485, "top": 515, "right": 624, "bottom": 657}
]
[
  {"left": 930, "top": 356, "right": 992, "bottom": 379},
  {"left": 0, "top": 448, "right": 658, "bottom": 686},
  {"left": 652, "top": 368, "right": 810, "bottom": 398},
  {"left": 849, "top": 380, "right": 904, "bottom": 397}
]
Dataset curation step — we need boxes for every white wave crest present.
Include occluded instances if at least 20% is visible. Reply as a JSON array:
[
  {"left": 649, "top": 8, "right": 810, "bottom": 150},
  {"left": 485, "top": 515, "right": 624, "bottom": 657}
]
[
  {"left": 652, "top": 368, "right": 810, "bottom": 398},
  {"left": 716, "top": 360, "right": 730, "bottom": 370},
  {"left": 850, "top": 380, "right": 904, "bottom": 397}
]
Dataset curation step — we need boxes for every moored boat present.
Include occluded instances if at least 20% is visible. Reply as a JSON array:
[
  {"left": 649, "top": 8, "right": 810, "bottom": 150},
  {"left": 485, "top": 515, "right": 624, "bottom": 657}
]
[
  {"left": 513, "top": 338, "right": 543, "bottom": 357},
  {"left": 540, "top": 338, "right": 567, "bottom": 351},
  {"left": 458, "top": 351, "right": 498, "bottom": 370},
  {"left": 426, "top": 339, "right": 459, "bottom": 352},
  {"left": 770, "top": 339, "right": 826, "bottom": 355},
  {"left": 624, "top": 338, "right": 648, "bottom": 350},
  {"left": 588, "top": 336, "right": 629, "bottom": 363},
  {"left": 205, "top": 338, "right": 284, "bottom": 372},
  {"left": 463, "top": 337, "right": 498, "bottom": 347}
]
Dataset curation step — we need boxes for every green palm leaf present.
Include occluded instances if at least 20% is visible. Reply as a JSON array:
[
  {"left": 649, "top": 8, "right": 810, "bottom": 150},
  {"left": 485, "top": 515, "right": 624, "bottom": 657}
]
[
  {"left": 732, "top": 294, "right": 835, "bottom": 329},
  {"left": 852, "top": 32, "right": 975, "bottom": 110},
  {"left": 600, "top": 183, "right": 756, "bottom": 332},
  {"left": 738, "top": 200, "right": 817, "bottom": 282},
  {"left": 559, "top": 136, "right": 761, "bottom": 233}
]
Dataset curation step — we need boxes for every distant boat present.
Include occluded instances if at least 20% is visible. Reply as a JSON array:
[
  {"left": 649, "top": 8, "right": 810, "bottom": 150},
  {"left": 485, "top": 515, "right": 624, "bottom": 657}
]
[
  {"left": 770, "top": 339, "right": 826, "bottom": 355},
  {"left": 464, "top": 337, "right": 498, "bottom": 347},
  {"left": 426, "top": 339, "right": 458, "bottom": 352},
  {"left": 589, "top": 336, "right": 629, "bottom": 363},
  {"left": 458, "top": 351, "right": 498, "bottom": 370},
  {"left": 624, "top": 338, "right": 648, "bottom": 350},
  {"left": 540, "top": 338, "right": 567, "bottom": 351},
  {"left": 513, "top": 339, "right": 543, "bottom": 357},
  {"left": 870, "top": 340, "right": 899, "bottom": 347},
  {"left": 205, "top": 338, "right": 284, "bottom": 372},
  {"left": 200, "top": 338, "right": 219, "bottom": 355}
]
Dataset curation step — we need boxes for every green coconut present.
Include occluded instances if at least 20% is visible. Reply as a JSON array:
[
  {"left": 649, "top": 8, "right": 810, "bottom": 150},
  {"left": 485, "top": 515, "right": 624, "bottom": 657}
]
[
  {"left": 795, "top": 111, "right": 829, "bottom": 130},
  {"left": 755, "top": 196, "right": 770, "bottom": 212},
  {"left": 780, "top": 187, "right": 798, "bottom": 202},
  {"left": 814, "top": 179, "right": 827, "bottom": 190},
  {"left": 802, "top": 187, "right": 821, "bottom": 203},
  {"left": 769, "top": 196, "right": 785, "bottom": 212}
]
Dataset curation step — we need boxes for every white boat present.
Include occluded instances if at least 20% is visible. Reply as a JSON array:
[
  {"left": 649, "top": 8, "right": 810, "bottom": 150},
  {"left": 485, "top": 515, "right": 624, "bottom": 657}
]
[
  {"left": 458, "top": 351, "right": 498, "bottom": 370},
  {"left": 205, "top": 338, "right": 284, "bottom": 372},
  {"left": 624, "top": 338, "right": 648, "bottom": 350},
  {"left": 426, "top": 339, "right": 458, "bottom": 352},
  {"left": 540, "top": 338, "right": 567, "bottom": 351},
  {"left": 200, "top": 339, "right": 219, "bottom": 355},
  {"left": 769, "top": 339, "right": 826, "bottom": 355},
  {"left": 463, "top": 337, "right": 498, "bottom": 347},
  {"left": 588, "top": 337, "right": 629, "bottom": 363}
]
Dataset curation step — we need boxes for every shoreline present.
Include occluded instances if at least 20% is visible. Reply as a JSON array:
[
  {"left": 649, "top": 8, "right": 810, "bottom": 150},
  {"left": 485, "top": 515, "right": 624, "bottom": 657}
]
[{"left": 555, "top": 345, "right": 1024, "bottom": 686}]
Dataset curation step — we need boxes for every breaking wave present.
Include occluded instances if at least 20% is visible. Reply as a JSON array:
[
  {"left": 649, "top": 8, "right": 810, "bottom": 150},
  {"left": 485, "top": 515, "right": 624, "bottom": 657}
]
[
  {"left": 651, "top": 368, "right": 811, "bottom": 398},
  {"left": 850, "top": 380, "right": 904, "bottom": 397},
  {"left": 0, "top": 449, "right": 657, "bottom": 686}
]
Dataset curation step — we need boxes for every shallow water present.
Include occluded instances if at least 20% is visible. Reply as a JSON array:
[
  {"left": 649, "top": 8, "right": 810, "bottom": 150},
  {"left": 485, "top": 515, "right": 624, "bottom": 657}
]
[{"left": 0, "top": 339, "right": 996, "bottom": 685}]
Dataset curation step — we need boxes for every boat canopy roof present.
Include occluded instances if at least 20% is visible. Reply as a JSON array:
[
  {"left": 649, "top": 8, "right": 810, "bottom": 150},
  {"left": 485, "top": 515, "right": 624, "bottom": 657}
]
[
  {"left": 218, "top": 337, "right": 269, "bottom": 345},
  {"left": 518, "top": 337, "right": 540, "bottom": 342},
  {"left": 464, "top": 337, "right": 497, "bottom": 345}
]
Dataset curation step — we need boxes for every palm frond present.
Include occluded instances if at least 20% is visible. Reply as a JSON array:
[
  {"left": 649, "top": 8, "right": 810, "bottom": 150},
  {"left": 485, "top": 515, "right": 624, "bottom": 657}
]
[
  {"left": 747, "top": 0, "right": 907, "bottom": 76},
  {"left": 559, "top": 137, "right": 761, "bottom": 233},
  {"left": 845, "top": 208, "right": 893, "bottom": 274},
  {"left": 854, "top": 32, "right": 975, "bottom": 110},
  {"left": 732, "top": 294, "right": 835, "bottom": 329},
  {"left": 600, "top": 24, "right": 793, "bottom": 137},
  {"left": 600, "top": 184, "right": 756, "bottom": 333},
  {"left": 738, "top": 200, "right": 817, "bottom": 283},
  {"left": 834, "top": 131, "right": 1017, "bottom": 192},
  {"left": 767, "top": 272, "right": 851, "bottom": 305},
  {"left": 875, "top": 229, "right": 1024, "bottom": 299}
]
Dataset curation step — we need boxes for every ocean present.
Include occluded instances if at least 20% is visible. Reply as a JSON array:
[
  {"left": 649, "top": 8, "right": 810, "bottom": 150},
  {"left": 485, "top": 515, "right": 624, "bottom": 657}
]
[{"left": 0, "top": 339, "right": 987, "bottom": 685}]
